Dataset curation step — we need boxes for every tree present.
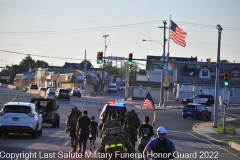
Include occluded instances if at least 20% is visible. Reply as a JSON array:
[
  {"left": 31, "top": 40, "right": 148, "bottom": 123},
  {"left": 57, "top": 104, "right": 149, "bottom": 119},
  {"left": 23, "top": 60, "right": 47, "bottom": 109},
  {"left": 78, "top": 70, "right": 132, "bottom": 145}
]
[
  {"left": 19, "top": 55, "right": 35, "bottom": 72},
  {"left": 34, "top": 60, "right": 49, "bottom": 72},
  {"left": 221, "top": 59, "right": 229, "bottom": 63}
]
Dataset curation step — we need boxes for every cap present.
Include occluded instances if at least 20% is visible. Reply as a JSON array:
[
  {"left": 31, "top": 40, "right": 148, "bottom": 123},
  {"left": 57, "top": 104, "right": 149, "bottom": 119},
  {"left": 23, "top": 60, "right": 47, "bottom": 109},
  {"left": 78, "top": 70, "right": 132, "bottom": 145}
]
[
  {"left": 157, "top": 126, "right": 167, "bottom": 134},
  {"left": 91, "top": 116, "right": 95, "bottom": 120}
]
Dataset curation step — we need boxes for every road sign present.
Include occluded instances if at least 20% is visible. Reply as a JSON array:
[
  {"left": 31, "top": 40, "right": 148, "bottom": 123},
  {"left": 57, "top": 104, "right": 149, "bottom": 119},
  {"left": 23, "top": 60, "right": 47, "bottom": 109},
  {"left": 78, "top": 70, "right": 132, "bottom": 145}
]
[
  {"left": 139, "top": 85, "right": 142, "bottom": 94},
  {"left": 222, "top": 91, "right": 230, "bottom": 101},
  {"left": 163, "top": 81, "right": 169, "bottom": 87},
  {"left": 222, "top": 101, "right": 229, "bottom": 108},
  {"left": 163, "top": 64, "right": 168, "bottom": 69},
  {"left": 151, "top": 64, "right": 163, "bottom": 69}
]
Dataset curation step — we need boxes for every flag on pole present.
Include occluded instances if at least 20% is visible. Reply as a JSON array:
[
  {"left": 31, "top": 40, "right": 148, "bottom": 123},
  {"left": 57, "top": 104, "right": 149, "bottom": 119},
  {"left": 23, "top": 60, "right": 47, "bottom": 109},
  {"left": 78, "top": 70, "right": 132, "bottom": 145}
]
[
  {"left": 170, "top": 20, "right": 187, "bottom": 47},
  {"left": 142, "top": 92, "right": 156, "bottom": 126}
]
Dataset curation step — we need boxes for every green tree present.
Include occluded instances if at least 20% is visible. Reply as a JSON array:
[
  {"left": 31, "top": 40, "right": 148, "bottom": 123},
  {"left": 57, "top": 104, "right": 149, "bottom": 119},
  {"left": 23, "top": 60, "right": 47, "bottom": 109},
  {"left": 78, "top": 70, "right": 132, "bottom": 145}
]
[
  {"left": 19, "top": 55, "right": 35, "bottom": 72},
  {"left": 221, "top": 59, "right": 229, "bottom": 62},
  {"left": 34, "top": 60, "right": 49, "bottom": 72}
]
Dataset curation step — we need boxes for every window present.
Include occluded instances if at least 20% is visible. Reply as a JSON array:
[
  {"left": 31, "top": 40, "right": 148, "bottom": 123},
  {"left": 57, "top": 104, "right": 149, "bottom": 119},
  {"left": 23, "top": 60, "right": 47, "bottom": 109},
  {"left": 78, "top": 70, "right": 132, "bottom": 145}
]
[{"left": 202, "top": 70, "right": 208, "bottom": 76}]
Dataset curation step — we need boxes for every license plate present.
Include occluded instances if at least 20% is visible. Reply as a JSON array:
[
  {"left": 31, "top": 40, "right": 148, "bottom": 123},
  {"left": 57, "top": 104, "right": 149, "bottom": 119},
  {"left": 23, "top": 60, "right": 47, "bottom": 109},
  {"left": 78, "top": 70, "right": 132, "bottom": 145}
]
[
  {"left": 62, "top": 93, "right": 66, "bottom": 95},
  {"left": 13, "top": 117, "right": 19, "bottom": 121},
  {"left": 188, "top": 112, "right": 192, "bottom": 114}
]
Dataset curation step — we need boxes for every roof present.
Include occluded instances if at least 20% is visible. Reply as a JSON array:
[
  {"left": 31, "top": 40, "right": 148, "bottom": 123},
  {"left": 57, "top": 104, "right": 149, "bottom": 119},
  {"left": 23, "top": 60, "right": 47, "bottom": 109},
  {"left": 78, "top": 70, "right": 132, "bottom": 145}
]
[
  {"left": 51, "top": 73, "right": 60, "bottom": 81},
  {"left": 56, "top": 73, "right": 74, "bottom": 82},
  {"left": 4, "top": 102, "right": 34, "bottom": 107},
  {"left": 63, "top": 62, "right": 94, "bottom": 70}
]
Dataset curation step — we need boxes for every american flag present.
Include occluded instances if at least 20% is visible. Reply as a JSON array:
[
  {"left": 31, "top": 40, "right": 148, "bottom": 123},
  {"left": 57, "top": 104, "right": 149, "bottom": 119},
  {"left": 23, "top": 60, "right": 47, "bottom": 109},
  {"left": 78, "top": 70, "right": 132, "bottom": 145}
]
[
  {"left": 142, "top": 92, "right": 155, "bottom": 111},
  {"left": 170, "top": 20, "right": 187, "bottom": 47}
]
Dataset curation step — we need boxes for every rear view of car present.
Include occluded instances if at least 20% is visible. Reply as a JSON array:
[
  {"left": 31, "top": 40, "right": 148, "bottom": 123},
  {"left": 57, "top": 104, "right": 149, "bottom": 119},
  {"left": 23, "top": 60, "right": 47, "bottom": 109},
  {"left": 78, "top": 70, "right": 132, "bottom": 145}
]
[
  {"left": 0, "top": 102, "right": 42, "bottom": 139},
  {"left": 55, "top": 88, "right": 70, "bottom": 100},
  {"left": 47, "top": 88, "right": 56, "bottom": 95},
  {"left": 70, "top": 89, "right": 81, "bottom": 97},
  {"left": 182, "top": 103, "right": 211, "bottom": 120}
]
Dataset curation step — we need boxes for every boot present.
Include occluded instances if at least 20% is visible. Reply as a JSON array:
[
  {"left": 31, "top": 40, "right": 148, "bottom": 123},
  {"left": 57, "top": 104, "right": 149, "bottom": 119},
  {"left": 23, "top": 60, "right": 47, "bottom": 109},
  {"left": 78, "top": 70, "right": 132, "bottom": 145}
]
[{"left": 71, "top": 147, "right": 76, "bottom": 152}]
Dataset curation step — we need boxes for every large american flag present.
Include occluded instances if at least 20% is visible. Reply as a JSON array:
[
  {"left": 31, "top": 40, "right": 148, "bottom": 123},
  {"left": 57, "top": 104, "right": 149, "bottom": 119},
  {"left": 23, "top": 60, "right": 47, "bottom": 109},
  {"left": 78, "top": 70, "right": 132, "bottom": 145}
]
[
  {"left": 170, "top": 20, "right": 187, "bottom": 47},
  {"left": 142, "top": 92, "right": 155, "bottom": 111}
]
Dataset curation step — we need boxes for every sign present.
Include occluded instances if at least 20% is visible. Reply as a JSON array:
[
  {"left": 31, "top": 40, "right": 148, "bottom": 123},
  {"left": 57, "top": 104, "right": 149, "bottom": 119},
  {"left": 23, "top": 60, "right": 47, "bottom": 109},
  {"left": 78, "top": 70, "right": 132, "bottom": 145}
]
[
  {"left": 139, "top": 85, "right": 142, "bottom": 95},
  {"left": 163, "top": 81, "right": 169, "bottom": 87},
  {"left": 219, "top": 96, "right": 222, "bottom": 106},
  {"left": 222, "top": 101, "right": 229, "bottom": 108},
  {"left": 151, "top": 64, "right": 163, "bottom": 69},
  {"left": 163, "top": 64, "right": 168, "bottom": 69},
  {"left": 222, "top": 91, "right": 230, "bottom": 101}
]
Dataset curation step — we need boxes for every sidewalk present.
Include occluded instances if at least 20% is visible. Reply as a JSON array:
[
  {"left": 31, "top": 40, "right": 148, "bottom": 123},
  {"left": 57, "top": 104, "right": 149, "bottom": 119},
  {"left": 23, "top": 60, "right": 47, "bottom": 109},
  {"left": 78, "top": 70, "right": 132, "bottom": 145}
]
[{"left": 193, "top": 117, "right": 240, "bottom": 152}]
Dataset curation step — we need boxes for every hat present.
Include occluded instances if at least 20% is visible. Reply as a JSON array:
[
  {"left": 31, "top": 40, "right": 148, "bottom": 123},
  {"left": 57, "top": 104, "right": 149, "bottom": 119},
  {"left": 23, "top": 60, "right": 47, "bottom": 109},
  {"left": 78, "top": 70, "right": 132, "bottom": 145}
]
[
  {"left": 91, "top": 116, "right": 95, "bottom": 120},
  {"left": 157, "top": 126, "right": 167, "bottom": 134}
]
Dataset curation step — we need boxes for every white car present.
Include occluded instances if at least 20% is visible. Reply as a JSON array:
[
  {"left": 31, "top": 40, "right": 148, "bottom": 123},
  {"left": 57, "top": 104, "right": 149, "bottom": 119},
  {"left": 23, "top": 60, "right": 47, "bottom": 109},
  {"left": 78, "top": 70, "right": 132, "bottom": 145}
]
[
  {"left": 47, "top": 88, "right": 56, "bottom": 95},
  {"left": 0, "top": 102, "right": 43, "bottom": 139}
]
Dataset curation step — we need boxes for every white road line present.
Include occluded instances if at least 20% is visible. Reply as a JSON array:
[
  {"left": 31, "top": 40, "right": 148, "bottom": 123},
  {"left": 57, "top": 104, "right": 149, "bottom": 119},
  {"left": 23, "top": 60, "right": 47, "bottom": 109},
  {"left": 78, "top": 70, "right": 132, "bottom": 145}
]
[
  {"left": 152, "top": 129, "right": 239, "bottom": 158},
  {"left": 226, "top": 113, "right": 240, "bottom": 118},
  {"left": 64, "top": 140, "right": 70, "bottom": 146}
]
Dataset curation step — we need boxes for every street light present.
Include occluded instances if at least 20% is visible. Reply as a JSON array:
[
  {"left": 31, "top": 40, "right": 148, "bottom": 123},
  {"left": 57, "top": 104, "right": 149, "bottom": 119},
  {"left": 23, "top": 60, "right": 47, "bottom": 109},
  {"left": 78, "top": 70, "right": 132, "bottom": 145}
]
[
  {"left": 102, "top": 35, "right": 109, "bottom": 65},
  {"left": 142, "top": 39, "right": 163, "bottom": 45},
  {"left": 142, "top": 38, "right": 165, "bottom": 107},
  {"left": 213, "top": 24, "right": 223, "bottom": 128}
]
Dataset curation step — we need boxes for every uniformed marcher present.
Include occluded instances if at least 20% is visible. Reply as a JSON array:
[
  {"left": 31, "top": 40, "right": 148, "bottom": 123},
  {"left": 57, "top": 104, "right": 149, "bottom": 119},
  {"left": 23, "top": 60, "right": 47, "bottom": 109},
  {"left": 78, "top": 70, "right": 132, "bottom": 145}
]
[
  {"left": 138, "top": 116, "right": 154, "bottom": 160},
  {"left": 124, "top": 109, "right": 141, "bottom": 148},
  {"left": 116, "top": 109, "right": 125, "bottom": 126},
  {"left": 65, "top": 107, "right": 82, "bottom": 152},
  {"left": 98, "top": 113, "right": 135, "bottom": 159}
]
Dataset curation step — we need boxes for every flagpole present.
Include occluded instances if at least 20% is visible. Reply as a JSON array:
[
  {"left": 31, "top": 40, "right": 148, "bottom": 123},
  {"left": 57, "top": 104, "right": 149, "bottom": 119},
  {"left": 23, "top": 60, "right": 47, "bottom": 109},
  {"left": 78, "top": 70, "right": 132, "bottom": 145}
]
[{"left": 167, "top": 15, "right": 171, "bottom": 55}]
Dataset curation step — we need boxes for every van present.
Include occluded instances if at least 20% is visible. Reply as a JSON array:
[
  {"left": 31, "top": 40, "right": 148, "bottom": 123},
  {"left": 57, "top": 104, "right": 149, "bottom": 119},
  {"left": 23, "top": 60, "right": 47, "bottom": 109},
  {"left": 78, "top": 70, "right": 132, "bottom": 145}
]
[{"left": 108, "top": 83, "right": 117, "bottom": 92}]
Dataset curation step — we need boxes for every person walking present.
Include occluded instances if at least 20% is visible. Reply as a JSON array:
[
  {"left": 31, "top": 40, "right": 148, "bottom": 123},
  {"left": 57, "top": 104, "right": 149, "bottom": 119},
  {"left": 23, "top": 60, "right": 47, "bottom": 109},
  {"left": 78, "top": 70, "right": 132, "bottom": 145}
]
[
  {"left": 116, "top": 109, "right": 125, "bottom": 126},
  {"left": 143, "top": 126, "right": 176, "bottom": 160},
  {"left": 76, "top": 110, "right": 91, "bottom": 155},
  {"left": 124, "top": 109, "right": 141, "bottom": 148},
  {"left": 65, "top": 107, "right": 81, "bottom": 152},
  {"left": 99, "top": 109, "right": 104, "bottom": 130},
  {"left": 138, "top": 116, "right": 154, "bottom": 159},
  {"left": 89, "top": 116, "right": 98, "bottom": 151}
]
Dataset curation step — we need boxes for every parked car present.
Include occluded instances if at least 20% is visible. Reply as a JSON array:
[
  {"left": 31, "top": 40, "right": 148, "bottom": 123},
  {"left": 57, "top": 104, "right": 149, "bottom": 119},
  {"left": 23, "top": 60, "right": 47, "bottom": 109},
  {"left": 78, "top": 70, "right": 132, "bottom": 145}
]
[
  {"left": 182, "top": 103, "right": 211, "bottom": 120},
  {"left": 55, "top": 88, "right": 70, "bottom": 100},
  {"left": 38, "top": 87, "right": 47, "bottom": 92},
  {"left": 70, "top": 89, "right": 81, "bottom": 97},
  {"left": 181, "top": 94, "right": 214, "bottom": 106},
  {"left": 28, "top": 84, "right": 38, "bottom": 90},
  {"left": 0, "top": 102, "right": 43, "bottom": 139},
  {"left": 47, "top": 88, "right": 56, "bottom": 95},
  {"left": 31, "top": 98, "right": 60, "bottom": 128}
]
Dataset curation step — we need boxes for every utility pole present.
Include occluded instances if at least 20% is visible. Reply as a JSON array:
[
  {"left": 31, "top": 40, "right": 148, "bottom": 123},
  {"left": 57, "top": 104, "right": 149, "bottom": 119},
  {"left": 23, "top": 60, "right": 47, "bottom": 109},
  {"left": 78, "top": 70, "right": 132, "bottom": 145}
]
[
  {"left": 103, "top": 35, "right": 109, "bottom": 66},
  {"left": 158, "top": 21, "right": 167, "bottom": 107},
  {"left": 213, "top": 25, "right": 223, "bottom": 127},
  {"left": 124, "top": 63, "right": 129, "bottom": 101}
]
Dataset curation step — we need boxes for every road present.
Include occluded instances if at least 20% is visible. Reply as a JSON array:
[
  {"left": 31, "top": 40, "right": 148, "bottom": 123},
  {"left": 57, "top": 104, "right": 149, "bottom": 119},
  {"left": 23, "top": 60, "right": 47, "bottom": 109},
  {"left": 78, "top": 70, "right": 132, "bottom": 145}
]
[{"left": 0, "top": 86, "right": 240, "bottom": 160}]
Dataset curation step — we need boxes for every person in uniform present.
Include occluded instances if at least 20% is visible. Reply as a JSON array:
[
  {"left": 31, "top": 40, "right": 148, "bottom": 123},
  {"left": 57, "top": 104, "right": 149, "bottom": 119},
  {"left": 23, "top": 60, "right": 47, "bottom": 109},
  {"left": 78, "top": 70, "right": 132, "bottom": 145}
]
[
  {"left": 138, "top": 116, "right": 154, "bottom": 160},
  {"left": 98, "top": 113, "right": 135, "bottom": 159},
  {"left": 76, "top": 110, "right": 91, "bottom": 155}
]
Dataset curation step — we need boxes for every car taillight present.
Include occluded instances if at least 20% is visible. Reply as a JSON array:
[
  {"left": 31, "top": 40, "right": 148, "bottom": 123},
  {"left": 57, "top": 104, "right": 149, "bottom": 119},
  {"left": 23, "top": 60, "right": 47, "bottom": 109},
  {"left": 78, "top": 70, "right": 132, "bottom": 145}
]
[
  {"left": 28, "top": 112, "right": 35, "bottom": 117},
  {"left": 0, "top": 111, "right": 5, "bottom": 116},
  {"left": 48, "top": 112, "right": 53, "bottom": 116}
]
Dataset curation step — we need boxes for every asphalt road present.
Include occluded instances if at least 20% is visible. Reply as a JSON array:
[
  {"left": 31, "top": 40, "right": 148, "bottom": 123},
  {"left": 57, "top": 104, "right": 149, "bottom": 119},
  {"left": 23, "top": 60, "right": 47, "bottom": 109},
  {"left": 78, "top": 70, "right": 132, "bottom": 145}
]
[{"left": 0, "top": 86, "right": 240, "bottom": 160}]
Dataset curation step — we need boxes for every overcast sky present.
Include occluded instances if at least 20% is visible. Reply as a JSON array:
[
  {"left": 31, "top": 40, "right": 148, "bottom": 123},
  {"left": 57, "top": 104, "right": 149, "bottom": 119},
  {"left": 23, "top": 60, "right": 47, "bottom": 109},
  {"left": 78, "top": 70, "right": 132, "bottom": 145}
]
[{"left": 0, "top": 0, "right": 239, "bottom": 69}]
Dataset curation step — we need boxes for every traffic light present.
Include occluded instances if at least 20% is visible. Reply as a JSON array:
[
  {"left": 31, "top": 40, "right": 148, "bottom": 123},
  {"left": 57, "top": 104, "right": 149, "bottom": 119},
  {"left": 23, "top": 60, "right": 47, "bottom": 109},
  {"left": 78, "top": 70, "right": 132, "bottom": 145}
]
[
  {"left": 128, "top": 53, "right": 133, "bottom": 65},
  {"left": 6, "top": 65, "right": 9, "bottom": 70},
  {"left": 206, "top": 58, "right": 211, "bottom": 68},
  {"left": 224, "top": 73, "right": 229, "bottom": 86},
  {"left": 97, "top": 52, "right": 103, "bottom": 64}
]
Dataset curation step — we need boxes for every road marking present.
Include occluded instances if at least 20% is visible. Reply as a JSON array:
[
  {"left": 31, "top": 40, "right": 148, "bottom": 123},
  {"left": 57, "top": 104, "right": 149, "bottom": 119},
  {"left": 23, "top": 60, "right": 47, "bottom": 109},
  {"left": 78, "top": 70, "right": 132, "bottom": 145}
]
[
  {"left": 64, "top": 140, "right": 70, "bottom": 146},
  {"left": 152, "top": 129, "right": 239, "bottom": 158}
]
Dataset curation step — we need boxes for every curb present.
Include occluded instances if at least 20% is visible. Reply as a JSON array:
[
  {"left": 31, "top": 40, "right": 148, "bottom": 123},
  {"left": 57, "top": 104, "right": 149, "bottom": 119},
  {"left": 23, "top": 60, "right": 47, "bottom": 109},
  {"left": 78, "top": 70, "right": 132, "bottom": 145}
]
[{"left": 192, "top": 123, "right": 240, "bottom": 151}]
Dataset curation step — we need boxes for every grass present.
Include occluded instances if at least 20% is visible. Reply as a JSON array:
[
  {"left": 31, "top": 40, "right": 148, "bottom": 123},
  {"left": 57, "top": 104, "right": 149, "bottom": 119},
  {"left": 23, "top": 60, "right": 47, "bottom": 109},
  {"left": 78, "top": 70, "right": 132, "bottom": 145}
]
[
  {"left": 213, "top": 124, "right": 235, "bottom": 134},
  {"left": 221, "top": 139, "right": 240, "bottom": 143}
]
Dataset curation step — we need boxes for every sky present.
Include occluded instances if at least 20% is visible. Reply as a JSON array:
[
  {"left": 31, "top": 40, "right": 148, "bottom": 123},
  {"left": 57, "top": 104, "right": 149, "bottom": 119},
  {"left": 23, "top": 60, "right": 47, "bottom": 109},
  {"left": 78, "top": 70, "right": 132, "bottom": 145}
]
[{"left": 0, "top": 0, "right": 240, "bottom": 70}]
